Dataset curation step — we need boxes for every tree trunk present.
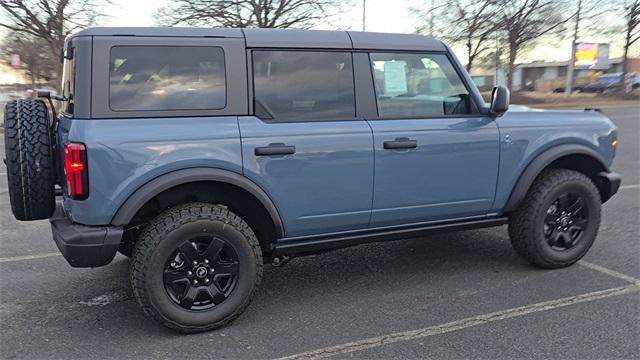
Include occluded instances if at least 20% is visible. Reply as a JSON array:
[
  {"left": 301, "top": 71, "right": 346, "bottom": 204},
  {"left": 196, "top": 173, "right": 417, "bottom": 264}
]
[
  {"left": 52, "top": 54, "right": 63, "bottom": 94},
  {"left": 622, "top": 42, "right": 630, "bottom": 94},
  {"left": 30, "top": 64, "right": 36, "bottom": 89},
  {"left": 507, "top": 44, "right": 518, "bottom": 92},
  {"left": 621, "top": 16, "right": 632, "bottom": 94},
  {"left": 466, "top": 39, "right": 473, "bottom": 72},
  {"left": 47, "top": 41, "right": 64, "bottom": 93}
]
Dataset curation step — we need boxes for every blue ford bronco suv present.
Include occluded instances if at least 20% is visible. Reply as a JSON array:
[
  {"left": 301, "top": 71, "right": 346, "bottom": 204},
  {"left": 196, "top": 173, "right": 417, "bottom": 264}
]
[{"left": 3, "top": 28, "right": 621, "bottom": 332}]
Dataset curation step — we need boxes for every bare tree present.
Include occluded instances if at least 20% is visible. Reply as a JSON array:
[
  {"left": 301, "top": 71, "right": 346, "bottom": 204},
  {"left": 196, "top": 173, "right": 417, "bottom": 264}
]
[
  {"left": 411, "top": 0, "right": 448, "bottom": 37},
  {"left": 2, "top": 34, "right": 56, "bottom": 88},
  {"left": 0, "top": 0, "right": 105, "bottom": 90},
  {"left": 498, "top": 0, "right": 570, "bottom": 91},
  {"left": 156, "top": 0, "right": 348, "bottom": 29},
  {"left": 416, "top": 0, "right": 501, "bottom": 71},
  {"left": 622, "top": 0, "right": 640, "bottom": 92}
]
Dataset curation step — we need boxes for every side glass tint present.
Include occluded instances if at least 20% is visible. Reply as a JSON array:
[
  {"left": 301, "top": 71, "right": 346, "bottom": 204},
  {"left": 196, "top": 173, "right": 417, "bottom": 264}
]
[
  {"left": 109, "top": 46, "right": 226, "bottom": 111},
  {"left": 61, "top": 44, "right": 75, "bottom": 115},
  {"left": 369, "top": 53, "right": 472, "bottom": 118},
  {"left": 252, "top": 51, "right": 355, "bottom": 121}
]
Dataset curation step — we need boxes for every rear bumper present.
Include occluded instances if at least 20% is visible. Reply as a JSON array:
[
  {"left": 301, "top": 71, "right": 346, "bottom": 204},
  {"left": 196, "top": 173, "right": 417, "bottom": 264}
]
[
  {"left": 50, "top": 205, "right": 123, "bottom": 268},
  {"left": 597, "top": 171, "right": 622, "bottom": 203}
]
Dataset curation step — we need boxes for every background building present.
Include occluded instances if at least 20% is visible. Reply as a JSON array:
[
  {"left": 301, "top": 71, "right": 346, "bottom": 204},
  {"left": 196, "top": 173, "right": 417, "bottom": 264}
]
[{"left": 471, "top": 57, "right": 640, "bottom": 92}]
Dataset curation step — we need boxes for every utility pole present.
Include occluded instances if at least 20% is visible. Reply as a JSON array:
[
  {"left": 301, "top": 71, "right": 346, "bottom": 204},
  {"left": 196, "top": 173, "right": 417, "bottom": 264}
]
[
  {"left": 565, "top": 0, "right": 582, "bottom": 96},
  {"left": 495, "top": 30, "right": 499, "bottom": 87},
  {"left": 362, "top": 0, "right": 366, "bottom": 31}
]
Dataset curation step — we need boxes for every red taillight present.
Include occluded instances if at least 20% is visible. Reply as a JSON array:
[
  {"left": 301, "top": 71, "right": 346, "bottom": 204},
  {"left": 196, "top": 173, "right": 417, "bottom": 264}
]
[{"left": 64, "top": 143, "right": 88, "bottom": 200}]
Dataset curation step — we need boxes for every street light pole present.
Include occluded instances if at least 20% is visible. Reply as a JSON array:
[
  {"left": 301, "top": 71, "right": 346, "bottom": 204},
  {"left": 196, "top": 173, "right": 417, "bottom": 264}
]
[
  {"left": 362, "top": 0, "right": 366, "bottom": 32},
  {"left": 429, "top": 0, "right": 434, "bottom": 36},
  {"left": 565, "top": 0, "right": 582, "bottom": 96}
]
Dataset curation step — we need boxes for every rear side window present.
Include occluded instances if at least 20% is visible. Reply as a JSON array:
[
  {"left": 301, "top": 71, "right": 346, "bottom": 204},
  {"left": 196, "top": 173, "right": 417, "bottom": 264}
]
[
  {"left": 61, "top": 45, "right": 75, "bottom": 115},
  {"left": 370, "top": 53, "right": 473, "bottom": 118},
  {"left": 252, "top": 51, "right": 355, "bottom": 121},
  {"left": 109, "top": 46, "right": 226, "bottom": 111}
]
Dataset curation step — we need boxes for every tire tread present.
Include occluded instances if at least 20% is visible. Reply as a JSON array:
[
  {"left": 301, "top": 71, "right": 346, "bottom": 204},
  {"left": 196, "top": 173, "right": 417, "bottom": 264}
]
[
  {"left": 509, "top": 168, "right": 601, "bottom": 269},
  {"left": 3, "top": 99, "right": 55, "bottom": 220},
  {"left": 130, "top": 203, "right": 263, "bottom": 333}
]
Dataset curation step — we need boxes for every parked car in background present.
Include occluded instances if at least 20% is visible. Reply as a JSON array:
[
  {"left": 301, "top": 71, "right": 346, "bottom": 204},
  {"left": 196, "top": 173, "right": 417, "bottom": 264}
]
[{"left": 582, "top": 72, "right": 640, "bottom": 94}]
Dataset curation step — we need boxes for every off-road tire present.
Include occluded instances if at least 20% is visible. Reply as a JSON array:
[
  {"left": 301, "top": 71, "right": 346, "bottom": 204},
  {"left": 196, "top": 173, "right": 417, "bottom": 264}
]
[
  {"left": 3, "top": 99, "right": 55, "bottom": 220},
  {"left": 130, "top": 203, "right": 263, "bottom": 333},
  {"left": 509, "top": 169, "right": 601, "bottom": 269}
]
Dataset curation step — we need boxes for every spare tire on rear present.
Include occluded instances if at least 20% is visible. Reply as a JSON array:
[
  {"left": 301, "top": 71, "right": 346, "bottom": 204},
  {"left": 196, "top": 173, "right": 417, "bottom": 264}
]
[{"left": 4, "top": 99, "right": 55, "bottom": 220}]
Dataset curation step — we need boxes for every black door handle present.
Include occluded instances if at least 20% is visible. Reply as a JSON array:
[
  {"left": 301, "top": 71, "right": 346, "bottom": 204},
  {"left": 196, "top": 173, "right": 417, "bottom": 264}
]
[
  {"left": 383, "top": 139, "right": 417, "bottom": 150},
  {"left": 254, "top": 144, "right": 296, "bottom": 156}
]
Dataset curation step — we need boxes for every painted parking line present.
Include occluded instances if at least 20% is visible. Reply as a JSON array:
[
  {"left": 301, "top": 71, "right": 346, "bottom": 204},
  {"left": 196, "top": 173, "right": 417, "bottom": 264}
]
[
  {"left": 579, "top": 260, "right": 640, "bottom": 285},
  {"left": 277, "top": 284, "right": 640, "bottom": 360},
  {"left": 0, "top": 252, "right": 61, "bottom": 263},
  {"left": 619, "top": 184, "right": 640, "bottom": 190}
]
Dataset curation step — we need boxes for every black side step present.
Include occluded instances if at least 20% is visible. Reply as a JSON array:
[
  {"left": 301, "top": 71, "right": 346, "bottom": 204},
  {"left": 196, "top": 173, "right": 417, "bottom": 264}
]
[{"left": 274, "top": 217, "right": 508, "bottom": 256}]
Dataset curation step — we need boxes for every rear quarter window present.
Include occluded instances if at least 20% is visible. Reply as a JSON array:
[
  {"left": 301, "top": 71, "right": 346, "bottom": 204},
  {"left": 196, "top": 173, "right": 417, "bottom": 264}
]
[
  {"left": 109, "top": 46, "right": 226, "bottom": 111},
  {"left": 61, "top": 45, "right": 75, "bottom": 115}
]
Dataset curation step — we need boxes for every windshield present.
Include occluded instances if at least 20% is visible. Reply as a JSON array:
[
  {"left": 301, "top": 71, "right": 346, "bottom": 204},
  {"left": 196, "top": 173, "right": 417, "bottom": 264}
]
[{"left": 60, "top": 40, "right": 75, "bottom": 115}]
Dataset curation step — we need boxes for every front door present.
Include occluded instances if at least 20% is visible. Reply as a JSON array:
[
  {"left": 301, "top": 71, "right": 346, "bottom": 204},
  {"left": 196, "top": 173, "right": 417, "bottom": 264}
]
[
  {"left": 366, "top": 52, "right": 500, "bottom": 227},
  {"left": 240, "top": 50, "right": 374, "bottom": 238}
]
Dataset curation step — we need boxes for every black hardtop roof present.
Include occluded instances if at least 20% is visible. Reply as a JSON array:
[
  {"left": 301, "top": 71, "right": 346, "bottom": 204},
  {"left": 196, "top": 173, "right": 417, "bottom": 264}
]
[{"left": 73, "top": 27, "right": 446, "bottom": 51}]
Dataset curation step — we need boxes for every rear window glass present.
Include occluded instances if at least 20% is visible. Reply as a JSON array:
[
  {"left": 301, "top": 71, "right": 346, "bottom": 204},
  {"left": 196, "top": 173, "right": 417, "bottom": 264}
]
[
  {"left": 109, "top": 46, "right": 226, "bottom": 111},
  {"left": 252, "top": 51, "right": 355, "bottom": 121}
]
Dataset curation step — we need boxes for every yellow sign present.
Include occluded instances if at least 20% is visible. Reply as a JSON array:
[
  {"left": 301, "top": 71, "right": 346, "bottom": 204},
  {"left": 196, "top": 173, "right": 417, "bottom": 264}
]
[{"left": 575, "top": 43, "right": 598, "bottom": 67}]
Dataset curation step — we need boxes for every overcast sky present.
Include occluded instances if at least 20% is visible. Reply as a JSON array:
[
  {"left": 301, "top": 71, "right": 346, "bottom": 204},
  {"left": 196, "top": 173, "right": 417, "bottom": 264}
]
[
  {"left": 102, "top": 0, "right": 423, "bottom": 32},
  {"left": 0, "top": 0, "right": 635, "bottom": 64},
  {"left": 99, "top": 0, "right": 634, "bottom": 63}
]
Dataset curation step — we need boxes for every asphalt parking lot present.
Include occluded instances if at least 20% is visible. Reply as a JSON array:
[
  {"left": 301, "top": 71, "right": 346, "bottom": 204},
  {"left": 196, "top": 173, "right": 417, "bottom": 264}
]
[{"left": 1, "top": 105, "right": 638, "bottom": 359}]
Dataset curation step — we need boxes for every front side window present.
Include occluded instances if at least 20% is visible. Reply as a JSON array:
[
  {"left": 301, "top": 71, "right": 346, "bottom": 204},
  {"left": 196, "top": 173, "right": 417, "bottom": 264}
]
[
  {"left": 253, "top": 51, "right": 355, "bottom": 121},
  {"left": 370, "top": 53, "right": 473, "bottom": 118},
  {"left": 109, "top": 46, "right": 226, "bottom": 111}
]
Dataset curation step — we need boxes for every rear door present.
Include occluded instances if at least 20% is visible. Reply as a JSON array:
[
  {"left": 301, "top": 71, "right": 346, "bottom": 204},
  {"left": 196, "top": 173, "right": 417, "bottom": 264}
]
[
  {"left": 239, "top": 50, "right": 374, "bottom": 238},
  {"left": 366, "top": 52, "right": 500, "bottom": 227}
]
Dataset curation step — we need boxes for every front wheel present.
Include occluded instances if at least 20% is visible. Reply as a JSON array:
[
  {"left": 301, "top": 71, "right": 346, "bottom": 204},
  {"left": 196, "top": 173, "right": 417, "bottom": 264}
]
[
  {"left": 509, "top": 169, "right": 601, "bottom": 269},
  {"left": 130, "top": 203, "right": 262, "bottom": 333}
]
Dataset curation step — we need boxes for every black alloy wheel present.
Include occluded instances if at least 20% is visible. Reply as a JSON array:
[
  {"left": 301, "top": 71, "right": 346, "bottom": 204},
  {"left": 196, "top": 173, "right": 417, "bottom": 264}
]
[
  {"left": 509, "top": 169, "right": 601, "bottom": 269},
  {"left": 543, "top": 193, "right": 588, "bottom": 251},
  {"left": 131, "top": 203, "right": 262, "bottom": 333},
  {"left": 164, "top": 236, "right": 239, "bottom": 310}
]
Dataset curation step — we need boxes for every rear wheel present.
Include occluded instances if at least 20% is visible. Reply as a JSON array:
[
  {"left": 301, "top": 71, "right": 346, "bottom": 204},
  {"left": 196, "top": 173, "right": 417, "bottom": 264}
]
[
  {"left": 3, "top": 99, "right": 55, "bottom": 220},
  {"left": 130, "top": 203, "right": 262, "bottom": 333},
  {"left": 509, "top": 169, "right": 601, "bottom": 269}
]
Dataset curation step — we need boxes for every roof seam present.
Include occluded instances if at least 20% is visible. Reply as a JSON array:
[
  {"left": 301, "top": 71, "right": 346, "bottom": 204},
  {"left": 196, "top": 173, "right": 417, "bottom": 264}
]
[{"left": 346, "top": 31, "right": 355, "bottom": 50}]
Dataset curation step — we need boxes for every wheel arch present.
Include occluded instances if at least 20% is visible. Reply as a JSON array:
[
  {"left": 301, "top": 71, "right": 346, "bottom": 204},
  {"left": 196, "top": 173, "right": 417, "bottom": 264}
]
[
  {"left": 503, "top": 144, "right": 610, "bottom": 213},
  {"left": 111, "top": 168, "right": 284, "bottom": 245}
]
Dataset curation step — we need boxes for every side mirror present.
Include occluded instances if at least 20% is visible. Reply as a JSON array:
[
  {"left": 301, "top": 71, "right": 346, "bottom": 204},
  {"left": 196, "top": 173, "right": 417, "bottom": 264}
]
[{"left": 489, "top": 86, "right": 510, "bottom": 116}]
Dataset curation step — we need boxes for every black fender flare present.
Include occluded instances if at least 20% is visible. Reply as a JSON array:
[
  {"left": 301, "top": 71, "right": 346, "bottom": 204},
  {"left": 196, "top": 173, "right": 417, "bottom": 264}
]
[
  {"left": 111, "top": 167, "right": 284, "bottom": 238},
  {"left": 503, "top": 144, "right": 609, "bottom": 213}
]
